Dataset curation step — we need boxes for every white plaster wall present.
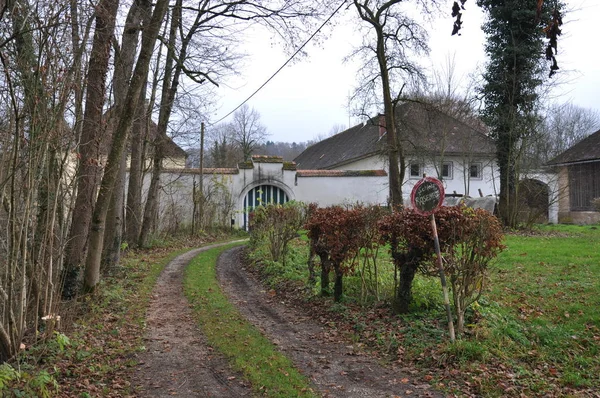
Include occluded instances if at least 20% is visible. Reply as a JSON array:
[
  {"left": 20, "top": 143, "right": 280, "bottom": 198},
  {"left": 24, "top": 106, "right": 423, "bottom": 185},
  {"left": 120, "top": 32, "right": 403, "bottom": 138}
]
[
  {"left": 144, "top": 154, "right": 501, "bottom": 231},
  {"left": 134, "top": 171, "right": 238, "bottom": 231},
  {"left": 294, "top": 176, "right": 388, "bottom": 207},
  {"left": 414, "top": 157, "right": 499, "bottom": 198},
  {"left": 339, "top": 154, "right": 499, "bottom": 200},
  {"left": 149, "top": 168, "right": 390, "bottom": 229}
]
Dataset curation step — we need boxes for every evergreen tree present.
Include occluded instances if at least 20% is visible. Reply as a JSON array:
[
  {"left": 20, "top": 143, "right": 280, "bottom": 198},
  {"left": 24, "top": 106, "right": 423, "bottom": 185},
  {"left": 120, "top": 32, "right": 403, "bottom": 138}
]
[{"left": 477, "top": 0, "right": 563, "bottom": 227}]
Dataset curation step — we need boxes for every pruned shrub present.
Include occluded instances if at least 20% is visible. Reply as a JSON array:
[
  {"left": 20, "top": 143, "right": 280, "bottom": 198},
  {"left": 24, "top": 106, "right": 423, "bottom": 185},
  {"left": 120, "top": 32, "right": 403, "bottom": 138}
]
[
  {"left": 437, "top": 207, "right": 505, "bottom": 334},
  {"left": 379, "top": 205, "right": 505, "bottom": 325},
  {"left": 305, "top": 205, "right": 370, "bottom": 302},
  {"left": 379, "top": 208, "right": 436, "bottom": 314},
  {"left": 249, "top": 201, "right": 306, "bottom": 264}
]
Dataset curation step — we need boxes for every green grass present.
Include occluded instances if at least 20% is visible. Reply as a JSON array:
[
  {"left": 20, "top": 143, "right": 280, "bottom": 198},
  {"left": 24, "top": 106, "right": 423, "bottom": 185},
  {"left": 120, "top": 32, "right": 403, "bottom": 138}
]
[
  {"left": 481, "top": 224, "right": 600, "bottom": 391},
  {"left": 184, "top": 243, "right": 318, "bottom": 398}
]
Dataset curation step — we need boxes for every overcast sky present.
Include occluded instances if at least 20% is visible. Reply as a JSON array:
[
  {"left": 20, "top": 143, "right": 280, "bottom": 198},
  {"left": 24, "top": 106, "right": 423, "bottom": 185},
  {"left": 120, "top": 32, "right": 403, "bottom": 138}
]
[{"left": 211, "top": 0, "right": 600, "bottom": 144}]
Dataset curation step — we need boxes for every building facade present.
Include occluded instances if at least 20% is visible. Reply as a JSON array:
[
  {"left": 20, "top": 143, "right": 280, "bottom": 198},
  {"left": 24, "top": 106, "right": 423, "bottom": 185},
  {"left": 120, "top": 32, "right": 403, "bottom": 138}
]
[{"left": 154, "top": 155, "right": 389, "bottom": 230}]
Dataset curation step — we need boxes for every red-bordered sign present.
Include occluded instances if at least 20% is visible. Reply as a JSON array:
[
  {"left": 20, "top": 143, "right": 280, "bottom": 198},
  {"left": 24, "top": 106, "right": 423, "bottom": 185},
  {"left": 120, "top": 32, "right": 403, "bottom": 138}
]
[{"left": 410, "top": 177, "right": 445, "bottom": 216}]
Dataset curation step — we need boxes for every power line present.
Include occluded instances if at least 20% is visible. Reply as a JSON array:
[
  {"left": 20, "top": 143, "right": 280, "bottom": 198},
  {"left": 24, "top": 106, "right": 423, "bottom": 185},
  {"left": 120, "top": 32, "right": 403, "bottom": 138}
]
[{"left": 210, "top": 0, "right": 348, "bottom": 126}]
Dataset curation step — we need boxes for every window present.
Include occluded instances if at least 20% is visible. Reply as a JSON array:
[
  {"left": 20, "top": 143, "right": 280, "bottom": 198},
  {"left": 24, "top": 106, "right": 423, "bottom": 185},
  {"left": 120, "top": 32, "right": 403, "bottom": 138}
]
[
  {"left": 569, "top": 162, "right": 600, "bottom": 211},
  {"left": 442, "top": 162, "right": 453, "bottom": 180},
  {"left": 409, "top": 163, "right": 422, "bottom": 178},
  {"left": 469, "top": 163, "right": 482, "bottom": 179}
]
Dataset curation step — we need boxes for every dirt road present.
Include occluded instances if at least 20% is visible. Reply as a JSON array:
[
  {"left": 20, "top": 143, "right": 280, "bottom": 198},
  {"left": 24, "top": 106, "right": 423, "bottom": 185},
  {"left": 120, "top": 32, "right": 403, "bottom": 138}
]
[{"left": 133, "top": 244, "right": 441, "bottom": 397}]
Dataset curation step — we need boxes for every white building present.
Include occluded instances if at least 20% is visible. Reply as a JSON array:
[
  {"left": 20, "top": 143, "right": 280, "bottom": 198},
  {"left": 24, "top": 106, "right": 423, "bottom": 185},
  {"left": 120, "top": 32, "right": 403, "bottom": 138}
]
[
  {"left": 294, "top": 101, "right": 499, "bottom": 202},
  {"left": 151, "top": 102, "right": 506, "bottom": 230}
]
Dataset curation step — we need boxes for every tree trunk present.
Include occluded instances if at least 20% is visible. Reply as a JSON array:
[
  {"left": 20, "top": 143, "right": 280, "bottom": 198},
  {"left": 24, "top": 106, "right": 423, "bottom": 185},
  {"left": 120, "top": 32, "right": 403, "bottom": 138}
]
[
  {"left": 366, "top": 7, "right": 405, "bottom": 209},
  {"left": 83, "top": 0, "right": 170, "bottom": 292},
  {"left": 121, "top": 0, "right": 152, "bottom": 247},
  {"left": 138, "top": 151, "right": 162, "bottom": 247},
  {"left": 101, "top": 148, "right": 127, "bottom": 273},
  {"left": 139, "top": 0, "right": 181, "bottom": 247},
  {"left": 393, "top": 263, "right": 417, "bottom": 314},
  {"left": 125, "top": 94, "right": 146, "bottom": 245},
  {"left": 333, "top": 263, "right": 344, "bottom": 302},
  {"left": 102, "top": 0, "right": 149, "bottom": 267},
  {"left": 497, "top": 136, "right": 519, "bottom": 227},
  {"left": 392, "top": 250, "right": 421, "bottom": 314},
  {"left": 453, "top": 280, "right": 465, "bottom": 335},
  {"left": 307, "top": 245, "right": 316, "bottom": 285},
  {"left": 319, "top": 255, "right": 331, "bottom": 296},
  {"left": 62, "top": 0, "right": 120, "bottom": 298}
]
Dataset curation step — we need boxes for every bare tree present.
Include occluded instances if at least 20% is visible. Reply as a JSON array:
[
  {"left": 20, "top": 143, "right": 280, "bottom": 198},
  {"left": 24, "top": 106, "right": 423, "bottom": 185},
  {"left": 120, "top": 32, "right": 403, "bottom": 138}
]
[
  {"left": 349, "top": 0, "right": 432, "bottom": 207},
  {"left": 542, "top": 103, "right": 600, "bottom": 159},
  {"left": 83, "top": 0, "right": 171, "bottom": 292},
  {"left": 138, "top": 0, "right": 331, "bottom": 244},
  {"left": 102, "top": 0, "right": 152, "bottom": 270},
  {"left": 411, "top": 56, "right": 492, "bottom": 195},
  {"left": 229, "top": 104, "right": 269, "bottom": 161},
  {"left": 0, "top": 0, "right": 90, "bottom": 360},
  {"left": 204, "top": 122, "right": 239, "bottom": 167},
  {"left": 139, "top": 0, "right": 293, "bottom": 245},
  {"left": 62, "top": 0, "right": 120, "bottom": 298}
]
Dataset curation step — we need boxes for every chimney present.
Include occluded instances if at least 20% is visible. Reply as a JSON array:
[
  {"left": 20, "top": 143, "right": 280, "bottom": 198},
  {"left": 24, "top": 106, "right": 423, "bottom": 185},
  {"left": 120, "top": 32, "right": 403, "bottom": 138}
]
[{"left": 378, "top": 113, "right": 386, "bottom": 138}]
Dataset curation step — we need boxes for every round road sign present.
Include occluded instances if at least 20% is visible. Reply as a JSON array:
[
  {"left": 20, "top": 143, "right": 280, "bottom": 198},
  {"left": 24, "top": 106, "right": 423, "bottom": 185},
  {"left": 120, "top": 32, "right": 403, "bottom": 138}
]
[{"left": 410, "top": 177, "right": 445, "bottom": 216}]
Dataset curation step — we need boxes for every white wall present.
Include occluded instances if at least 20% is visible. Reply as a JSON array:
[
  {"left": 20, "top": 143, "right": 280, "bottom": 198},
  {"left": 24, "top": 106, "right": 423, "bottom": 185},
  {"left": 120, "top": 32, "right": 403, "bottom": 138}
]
[
  {"left": 145, "top": 154, "right": 507, "bottom": 231},
  {"left": 337, "top": 154, "right": 499, "bottom": 200},
  {"left": 150, "top": 162, "right": 389, "bottom": 230},
  {"left": 294, "top": 175, "right": 388, "bottom": 207}
]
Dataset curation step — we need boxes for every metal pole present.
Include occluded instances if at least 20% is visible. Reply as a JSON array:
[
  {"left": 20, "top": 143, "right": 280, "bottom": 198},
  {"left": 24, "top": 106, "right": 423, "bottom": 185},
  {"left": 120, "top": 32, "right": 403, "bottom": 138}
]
[{"left": 430, "top": 213, "right": 456, "bottom": 342}]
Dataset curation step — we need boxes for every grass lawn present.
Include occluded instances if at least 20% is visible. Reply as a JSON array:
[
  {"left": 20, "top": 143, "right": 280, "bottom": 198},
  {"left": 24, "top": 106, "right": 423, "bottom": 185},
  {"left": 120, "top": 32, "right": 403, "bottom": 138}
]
[
  {"left": 481, "top": 224, "right": 600, "bottom": 393},
  {"left": 4, "top": 225, "right": 597, "bottom": 397}
]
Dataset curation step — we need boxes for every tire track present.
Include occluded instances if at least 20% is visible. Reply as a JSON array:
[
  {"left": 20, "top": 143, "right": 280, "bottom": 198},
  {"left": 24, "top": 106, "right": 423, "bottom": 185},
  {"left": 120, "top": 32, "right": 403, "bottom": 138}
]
[
  {"left": 217, "top": 246, "right": 442, "bottom": 398},
  {"left": 132, "top": 242, "right": 251, "bottom": 397}
]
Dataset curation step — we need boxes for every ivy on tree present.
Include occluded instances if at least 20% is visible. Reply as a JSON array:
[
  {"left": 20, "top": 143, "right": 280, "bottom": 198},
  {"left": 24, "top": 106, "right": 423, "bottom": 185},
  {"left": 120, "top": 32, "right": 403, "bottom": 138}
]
[{"left": 476, "top": 0, "right": 564, "bottom": 227}]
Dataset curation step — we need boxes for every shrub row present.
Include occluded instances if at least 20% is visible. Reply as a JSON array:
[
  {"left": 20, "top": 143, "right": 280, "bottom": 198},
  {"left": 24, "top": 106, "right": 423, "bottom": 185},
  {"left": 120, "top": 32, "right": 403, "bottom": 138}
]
[{"left": 249, "top": 202, "right": 505, "bottom": 336}]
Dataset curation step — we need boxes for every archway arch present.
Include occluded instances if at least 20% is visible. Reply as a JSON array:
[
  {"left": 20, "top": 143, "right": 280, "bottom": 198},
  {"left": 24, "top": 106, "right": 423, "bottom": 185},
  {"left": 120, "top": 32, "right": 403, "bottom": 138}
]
[
  {"left": 518, "top": 178, "right": 550, "bottom": 225},
  {"left": 241, "top": 184, "right": 292, "bottom": 230}
]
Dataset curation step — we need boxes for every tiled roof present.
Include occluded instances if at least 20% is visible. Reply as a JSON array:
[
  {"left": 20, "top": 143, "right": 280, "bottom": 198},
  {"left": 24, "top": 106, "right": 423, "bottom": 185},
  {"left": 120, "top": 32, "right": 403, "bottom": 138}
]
[
  {"left": 546, "top": 129, "right": 600, "bottom": 166},
  {"left": 296, "top": 170, "right": 387, "bottom": 177},
  {"left": 294, "top": 101, "right": 494, "bottom": 170},
  {"left": 294, "top": 120, "right": 383, "bottom": 170}
]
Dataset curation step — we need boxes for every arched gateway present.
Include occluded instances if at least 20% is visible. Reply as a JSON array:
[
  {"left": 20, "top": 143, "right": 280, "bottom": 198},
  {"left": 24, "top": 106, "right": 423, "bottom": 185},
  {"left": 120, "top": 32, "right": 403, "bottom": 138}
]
[{"left": 242, "top": 184, "right": 290, "bottom": 230}]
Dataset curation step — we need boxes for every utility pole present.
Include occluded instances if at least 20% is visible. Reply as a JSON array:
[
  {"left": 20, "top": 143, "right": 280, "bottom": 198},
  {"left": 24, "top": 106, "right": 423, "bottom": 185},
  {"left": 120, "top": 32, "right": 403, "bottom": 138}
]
[{"left": 199, "top": 122, "right": 205, "bottom": 230}]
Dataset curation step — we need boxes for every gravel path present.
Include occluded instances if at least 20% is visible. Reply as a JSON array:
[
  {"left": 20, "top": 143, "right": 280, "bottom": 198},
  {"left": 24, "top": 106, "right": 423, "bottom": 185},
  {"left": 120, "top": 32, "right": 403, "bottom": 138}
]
[{"left": 132, "top": 242, "right": 251, "bottom": 397}]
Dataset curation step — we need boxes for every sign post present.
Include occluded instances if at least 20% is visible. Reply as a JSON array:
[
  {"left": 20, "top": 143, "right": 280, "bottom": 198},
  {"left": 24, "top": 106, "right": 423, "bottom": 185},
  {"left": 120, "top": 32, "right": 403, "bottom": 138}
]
[{"left": 411, "top": 176, "right": 456, "bottom": 342}]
